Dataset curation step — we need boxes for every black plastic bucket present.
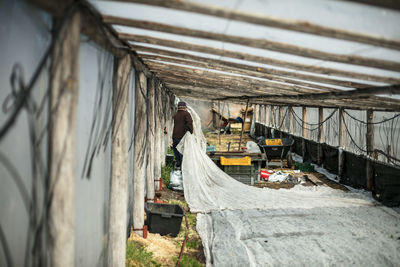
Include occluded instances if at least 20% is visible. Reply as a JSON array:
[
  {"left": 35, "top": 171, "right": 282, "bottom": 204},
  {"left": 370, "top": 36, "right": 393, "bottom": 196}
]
[{"left": 145, "top": 203, "right": 185, "bottom": 237}]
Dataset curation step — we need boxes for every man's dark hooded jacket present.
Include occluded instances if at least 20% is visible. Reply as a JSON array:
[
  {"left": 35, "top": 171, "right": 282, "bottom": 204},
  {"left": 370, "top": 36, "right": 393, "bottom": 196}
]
[{"left": 173, "top": 109, "right": 193, "bottom": 139}]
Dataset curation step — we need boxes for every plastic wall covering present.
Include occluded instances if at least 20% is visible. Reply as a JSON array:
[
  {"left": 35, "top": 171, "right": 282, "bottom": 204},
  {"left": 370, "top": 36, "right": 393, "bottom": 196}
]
[
  {"left": 75, "top": 42, "right": 114, "bottom": 266},
  {"left": 0, "top": 0, "right": 51, "bottom": 265}
]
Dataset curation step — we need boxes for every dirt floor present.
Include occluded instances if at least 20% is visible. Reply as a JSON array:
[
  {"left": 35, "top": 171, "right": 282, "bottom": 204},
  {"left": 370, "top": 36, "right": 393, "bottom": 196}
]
[{"left": 128, "top": 188, "right": 205, "bottom": 267}]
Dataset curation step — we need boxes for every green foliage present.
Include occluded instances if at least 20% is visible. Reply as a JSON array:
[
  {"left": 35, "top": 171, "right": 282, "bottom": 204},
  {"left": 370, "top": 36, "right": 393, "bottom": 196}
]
[
  {"left": 126, "top": 240, "right": 161, "bottom": 267},
  {"left": 185, "top": 213, "right": 197, "bottom": 227},
  {"left": 173, "top": 255, "right": 203, "bottom": 267},
  {"left": 167, "top": 147, "right": 174, "bottom": 155},
  {"left": 161, "top": 163, "right": 174, "bottom": 187},
  {"left": 185, "top": 239, "right": 200, "bottom": 249}
]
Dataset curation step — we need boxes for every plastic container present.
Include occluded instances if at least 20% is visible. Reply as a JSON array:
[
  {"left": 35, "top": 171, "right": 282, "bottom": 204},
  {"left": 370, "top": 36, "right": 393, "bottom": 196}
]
[
  {"left": 220, "top": 156, "right": 251, "bottom": 166},
  {"left": 223, "top": 165, "right": 255, "bottom": 185},
  {"left": 206, "top": 145, "right": 217, "bottom": 152},
  {"left": 260, "top": 170, "right": 271, "bottom": 180},
  {"left": 145, "top": 203, "right": 185, "bottom": 237},
  {"left": 294, "top": 162, "right": 315, "bottom": 172}
]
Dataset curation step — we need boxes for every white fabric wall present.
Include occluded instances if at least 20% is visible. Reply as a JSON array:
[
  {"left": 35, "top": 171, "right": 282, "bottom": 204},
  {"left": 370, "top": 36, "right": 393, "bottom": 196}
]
[
  {"left": 74, "top": 41, "right": 114, "bottom": 266},
  {"left": 306, "top": 108, "right": 319, "bottom": 142},
  {"left": 0, "top": 0, "right": 51, "bottom": 265}
]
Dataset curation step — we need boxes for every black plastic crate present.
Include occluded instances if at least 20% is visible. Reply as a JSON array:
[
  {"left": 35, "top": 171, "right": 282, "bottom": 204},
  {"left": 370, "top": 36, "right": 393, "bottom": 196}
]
[
  {"left": 223, "top": 165, "right": 255, "bottom": 185},
  {"left": 145, "top": 203, "right": 185, "bottom": 237}
]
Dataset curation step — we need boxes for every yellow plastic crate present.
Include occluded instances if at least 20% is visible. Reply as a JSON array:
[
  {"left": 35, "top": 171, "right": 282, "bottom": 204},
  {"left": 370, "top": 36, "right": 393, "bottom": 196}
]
[
  {"left": 220, "top": 156, "right": 251, "bottom": 166},
  {"left": 265, "top": 139, "right": 283, "bottom": 146}
]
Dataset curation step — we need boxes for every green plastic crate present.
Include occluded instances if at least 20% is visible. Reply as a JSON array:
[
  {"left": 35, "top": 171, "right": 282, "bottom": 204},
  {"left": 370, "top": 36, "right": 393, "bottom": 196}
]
[{"left": 294, "top": 162, "right": 315, "bottom": 172}]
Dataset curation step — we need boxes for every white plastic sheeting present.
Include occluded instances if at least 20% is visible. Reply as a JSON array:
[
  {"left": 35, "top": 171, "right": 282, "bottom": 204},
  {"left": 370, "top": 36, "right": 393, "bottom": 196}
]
[
  {"left": 178, "top": 107, "right": 400, "bottom": 266},
  {"left": 246, "top": 141, "right": 261, "bottom": 153}
]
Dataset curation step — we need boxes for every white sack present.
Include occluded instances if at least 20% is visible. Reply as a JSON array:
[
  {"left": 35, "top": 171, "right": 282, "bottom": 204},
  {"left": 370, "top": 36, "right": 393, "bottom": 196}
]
[{"left": 246, "top": 141, "right": 261, "bottom": 153}]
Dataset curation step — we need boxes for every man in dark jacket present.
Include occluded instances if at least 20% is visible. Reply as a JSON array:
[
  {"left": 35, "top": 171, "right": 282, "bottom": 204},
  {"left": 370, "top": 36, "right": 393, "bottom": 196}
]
[{"left": 172, "top": 101, "right": 193, "bottom": 168}]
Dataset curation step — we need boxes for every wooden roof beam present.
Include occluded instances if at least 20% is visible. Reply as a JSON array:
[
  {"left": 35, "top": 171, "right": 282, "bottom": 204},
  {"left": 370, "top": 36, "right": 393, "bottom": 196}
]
[
  {"left": 103, "top": 16, "right": 400, "bottom": 71},
  {"left": 147, "top": 61, "right": 329, "bottom": 94},
  {"left": 123, "top": 34, "right": 400, "bottom": 84},
  {"left": 142, "top": 56, "right": 340, "bottom": 92},
  {"left": 111, "top": 0, "right": 400, "bottom": 50},
  {"left": 219, "top": 84, "right": 400, "bottom": 101},
  {"left": 159, "top": 73, "right": 400, "bottom": 110},
  {"left": 134, "top": 45, "right": 371, "bottom": 89},
  {"left": 249, "top": 98, "right": 399, "bottom": 112}
]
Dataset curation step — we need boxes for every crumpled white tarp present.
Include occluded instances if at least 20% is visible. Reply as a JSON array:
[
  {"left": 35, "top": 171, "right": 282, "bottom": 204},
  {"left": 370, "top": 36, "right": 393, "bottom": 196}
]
[
  {"left": 169, "top": 170, "right": 183, "bottom": 191},
  {"left": 176, "top": 107, "right": 400, "bottom": 266},
  {"left": 267, "top": 171, "right": 291, "bottom": 182},
  {"left": 246, "top": 141, "right": 261, "bottom": 153}
]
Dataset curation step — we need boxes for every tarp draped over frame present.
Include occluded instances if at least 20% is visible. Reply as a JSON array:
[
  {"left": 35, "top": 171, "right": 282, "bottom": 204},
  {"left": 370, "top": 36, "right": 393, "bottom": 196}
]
[{"left": 178, "top": 107, "right": 400, "bottom": 266}]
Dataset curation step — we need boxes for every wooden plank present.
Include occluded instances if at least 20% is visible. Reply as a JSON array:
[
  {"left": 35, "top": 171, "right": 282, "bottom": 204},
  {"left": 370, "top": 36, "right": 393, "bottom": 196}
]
[
  {"left": 146, "top": 61, "right": 328, "bottom": 94},
  {"left": 140, "top": 54, "right": 343, "bottom": 92},
  {"left": 47, "top": 11, "right": 80, "bottom": 267},
  {"left": 124, "top": 34, "right": 400, "bottom": 84},
  {"left": 155, "top": 71, "right": 312, "bottom": 96},
  {"left": 217, "top": 85, "right": 400, "bottom": 104},
  {"left": 302, "top": 107, "right": 308, "bottom": 139},
  {"left": 304, "top": 173, "right": 326, "bottom": 186},
  {"left": 108, "top": 54, "right": 131, "bottom": 267},
  {"left": 103, "top": 16, "right": 400, "bottom": 71},
  {"left": 288, "top": 106, "right": 293, "bottom": 134},
  {"left": 165, "top": 83, "right": 245, "bottom": 98},
  {"left": 153, "top": 78, "right": 163, "bottom": 191},
  {"left": 159, "top": 74, "right": 264, "bottom": 95},
  {"left": 146, "top": 76, "right": 156, "bottom": 201},
  {"left": 133, "top": 71, "right": 147, "bottom": 237},
  {"left": 114, "top": 0, "right": 400, "bottom": 49},
  {"left": 170, "top": 88, "right": 230, "bottom": 100},
  {"left": 135, "top": 45, "right": 372, "bottom": 89}
]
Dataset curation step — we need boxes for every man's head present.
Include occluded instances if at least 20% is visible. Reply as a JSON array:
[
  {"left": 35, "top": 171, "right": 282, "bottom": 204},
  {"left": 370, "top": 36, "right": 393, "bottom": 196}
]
[{"left": 178, "top": 101, "right": 187, "bottom": 110}]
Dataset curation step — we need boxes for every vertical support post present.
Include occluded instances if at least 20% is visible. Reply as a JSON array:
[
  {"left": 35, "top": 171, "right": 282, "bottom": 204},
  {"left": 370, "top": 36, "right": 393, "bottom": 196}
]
[
  {"left": 301, "top": 107, "right": 307, "bottom": 160},
  {"left": 47, "top": 11, "right": 80, "bottom": 267},
  {"left": 338, "top": 108, "right": 345, "bottom": 178},
  {"left": 266, "top": 105, "right": 270, "bottom": 128},
  {"left": 289, "top": 106, "right": 294, "bottom": 135},
  {"left": 146, "top": 76, "right": 155, "bottom": 201},
  {"left": 262, "top": 105, "right": 266, "bottom": 124},
  {"left": 317, "top": 107, "right": 324, "bottom": 165},
  {"left": 154, "top": 80, "right": 162, "bottom": 191},
  {"left": 217, "top": 101, "right": 222, "bottom": 145},
  {"left": 108, "top": 54, "right": 131, "bottom": 267},
  {"left": 366, "top": 109, "right": 374, "bottom": 190},
  {"left": 270, "top": 105, "right": 275, "bottom": 128},
  {"left": 279, "top": 106, "right": 284, "bottom": 136},
  {"left": 133, "top": 72, "right": 147, "bottom": 237},
  {"left": 239, "top": 99, "right": 249, "bottom": 151}
]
